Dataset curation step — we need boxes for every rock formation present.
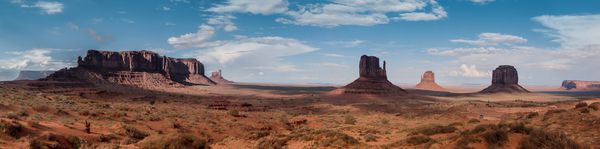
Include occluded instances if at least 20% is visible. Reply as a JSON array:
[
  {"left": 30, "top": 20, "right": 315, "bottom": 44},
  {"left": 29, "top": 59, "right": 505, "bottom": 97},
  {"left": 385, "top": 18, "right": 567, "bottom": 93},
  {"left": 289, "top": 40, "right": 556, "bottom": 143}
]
[
  {"left": 336, "top": 55, "right": 406, "bottom": 95},
  {"left": 562, "top": 80, "right": 600, "bottom": 91},
  {"left": 480, "top": 65, "right": 529, "bottom": 93},
  {"left": 209, "top": 69, "right": 234, "bottom": 84},
  {"left": 415, "top": 71, "right": 445, "bottom": 91},
  {"left": 46, "top": 50, "right": 215, "bottom": 87},
  {"left": 14, "top": 70, "right": 55, "bottom": 80}
]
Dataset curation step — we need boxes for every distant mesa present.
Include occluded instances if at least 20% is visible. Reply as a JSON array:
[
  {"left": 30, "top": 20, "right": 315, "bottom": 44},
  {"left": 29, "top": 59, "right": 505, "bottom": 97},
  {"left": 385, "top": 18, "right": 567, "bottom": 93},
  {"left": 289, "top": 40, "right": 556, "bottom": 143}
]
[
  {"left": 46, "top": 49, "right": 215, "bottom": 87},
  {"left": 14, "top": 70, "right": 55, "bottom": 81},
  {"left": 480, "top": 65, "right": 529, "bottom": 93},
  {"left": 334, "top": 55, "right": 407, "bottom": 95},
  {"left": 209, "top": 69, "right": 234, "bottom": 84},
  {"left": 562, "top": 80, "right": 600, "bottom": 91},
  {"left": 415, "top": 71, "right": 445, "bottom": 91}
]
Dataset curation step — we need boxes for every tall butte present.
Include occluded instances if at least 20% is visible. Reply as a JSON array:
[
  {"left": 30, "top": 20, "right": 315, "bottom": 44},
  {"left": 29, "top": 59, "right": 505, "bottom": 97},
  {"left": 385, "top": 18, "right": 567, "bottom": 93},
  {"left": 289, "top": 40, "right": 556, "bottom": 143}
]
[
  {"left": 46, "top": 49, "right": 215, "bottom": 87},
  {"left": 335, "top": 55, "right": 406, "bottom": 95},
  {"left": 480, "top": 65, "right": 529, "bottom": 93},
  {"left": 209, "top": 69, "right": 234, "bottom": 84},
  {"left": 415, "top": 71, "right": 445, "bottom": 91}
]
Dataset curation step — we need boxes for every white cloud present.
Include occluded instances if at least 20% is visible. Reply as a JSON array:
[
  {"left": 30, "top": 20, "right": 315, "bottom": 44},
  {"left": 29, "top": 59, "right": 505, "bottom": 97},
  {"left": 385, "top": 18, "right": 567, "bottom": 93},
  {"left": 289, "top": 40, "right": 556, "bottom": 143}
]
[
  {"left": 207, "top": 15, "right": 238, "bottom": 32},
  {"left": 0, "top": 49, "right": 67, "bottom": 70},
  {"left": 165, "top": 22, "right": 176, "bottom": 26},
  {"left": 167, "top": 25, "right": 216, "bottom": 48},
  {"left": 469, "top": 0, "right": 495, "bottom": 4},
  {"left": 162, "top": 6, "right": 171, "bottom": 11},
  {"left": 20, "top": 1, "right": 64, "bottom": 15},
  {"left": 276, "top": 0, "right": 445, "bottom": 27},
  {"left": 450, "top": 33, "right": 527, "bottom": 46},
  {"left": 207, "top": 0, "right": 288, "bottom": 15},
  {"left": 427, "top": 47, "right": 502, "bottom": 56},
  {"left": 319, "top": 53, "right": 345, "bottom": 57},
  {"left": 450, "top": 64, "right": 490, "bottom": 78},
  {"left": 121, "top": 18, "right": 135, "bottom": 24},
  {"left": 324, "top": 40, "right": 366, "bottom": 47},
  {"left": 533, "top": 15, "right": 600, "bottom": 50}
]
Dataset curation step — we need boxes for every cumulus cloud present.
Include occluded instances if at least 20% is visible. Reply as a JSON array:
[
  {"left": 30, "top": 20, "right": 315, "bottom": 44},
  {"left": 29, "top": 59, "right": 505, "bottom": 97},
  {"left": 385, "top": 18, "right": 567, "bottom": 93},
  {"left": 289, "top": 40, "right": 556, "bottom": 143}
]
[
  {"left": 450, "top": 33, "right": 527, "bottom": 46},
  {"left": 427, "top": 47, "right": 502, "bottom": 56},
  {"left": 207, "top": 0, "right": 288, "bottom": 15},
  {"left": 19, "top": 1, "right": 64, "bottom": 15},
  {"left": 276, "top": 0, "right": 446, "bottom": 27},
  {"left": 167, "top": 25, "right": 216, "bottom": 48},
  {"left": 450, "top": 64, "right": 490, "bottom": 78},
  {"left": 207, "top": 15, "right": 238, "bottom": 32},
  {"left": 0, "top": 49, "right": 68, "bottom": 70}
]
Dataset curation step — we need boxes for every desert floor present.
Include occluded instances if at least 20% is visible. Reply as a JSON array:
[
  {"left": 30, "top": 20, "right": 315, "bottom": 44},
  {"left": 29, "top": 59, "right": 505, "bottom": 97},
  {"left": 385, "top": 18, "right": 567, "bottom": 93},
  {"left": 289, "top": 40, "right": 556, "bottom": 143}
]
[{"left": 0, "top": 81, "right": 598, "bottom": 149}]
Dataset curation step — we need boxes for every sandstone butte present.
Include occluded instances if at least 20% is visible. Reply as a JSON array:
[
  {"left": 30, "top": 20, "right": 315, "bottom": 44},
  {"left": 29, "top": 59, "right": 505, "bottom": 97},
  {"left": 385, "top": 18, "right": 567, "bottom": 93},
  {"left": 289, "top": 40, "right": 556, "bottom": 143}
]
[
  {"left": 45, "top": 49, "right": 215, "bottom": 87},
  {"left": 562, "top": 80, "right": 600, "bottom": 91},
  {"left": 335, "top": 55, "right": 407, "bottom": 95},
  {"left": 480, "top": 65, "right": 529, "bottom": 93},
  {"left": 209, "top": 69, "right": 234, "bottom": 84},
  {"left": 415, "top": 71, "right": 445, "bottom": 91}
]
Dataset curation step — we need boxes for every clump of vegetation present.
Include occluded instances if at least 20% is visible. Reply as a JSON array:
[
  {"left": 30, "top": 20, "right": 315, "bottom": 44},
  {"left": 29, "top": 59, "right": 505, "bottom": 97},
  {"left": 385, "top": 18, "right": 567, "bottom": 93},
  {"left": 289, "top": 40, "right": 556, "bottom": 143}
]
[
  {"left": 579, "top": 108, "right": 590, "bottom": 113},
  {"left": 343, "top": 115, "right": 356, "bottom": 125},
  {"left": 123, "top": 125, "right": 149, "bottom": 140},
  {"left": 483, "top": 129, "right": 508, "bottom": 147},
  {"left": 467, "top": 119, "right": 480, "bottom": 124},
  {"left": 545, "top": 109, "right": 567, "bottom": 115},
  {"left": 255, "top": 136, "right": 288, "bottom": 149},
  {"left": 246, "top": 130, "right": 271, "bottom": 140},
  {"left": 227, "top": 109, "right": 240, "bottom": 117},
  {"left": 406, "top": 135, "right": 433, "bottom": 145},
  {"left": 412, "top": 124, "right": 457, "bottom": 136},
  {"left": 0, "top": 120, "right": 23, "bottom": 138},
  {"left": 84, "top": 120, "right": 91, "bottom": 134},
  {"left": 575, "top": 102, "right": 588, "bottom": 109},
  {"left": 588, "top": 102, "right": 600, "bottom": 111},
  {"left": 289, "top": 128, "right": 359, "bottom": 148},
  {"left": 525, "top": 112, "right": 539, "bottom": 119},
  {"left": 455, "top": 136, "right": 482, "bottom": 149},
  {"left": 138, "top": 133, "right": 209, "bottom": 149},
  {"left": 519, "top": 129, "right": 588, "bottom": 149},
  {"left": 363, "top": 134, "right": 378, "bottom": 142}
]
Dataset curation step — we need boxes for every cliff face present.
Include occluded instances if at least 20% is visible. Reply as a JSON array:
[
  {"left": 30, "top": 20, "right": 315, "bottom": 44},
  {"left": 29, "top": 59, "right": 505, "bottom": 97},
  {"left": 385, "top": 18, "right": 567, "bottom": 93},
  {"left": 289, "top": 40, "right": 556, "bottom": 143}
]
[
  {"left": 562, "top": 80, "right": 600, "bottom": 90},
  {"left": 337, "top": 55, "right": 406, "bottom": 95},
  {"left": 48, "top": 49, "right": 215, "bottom": 87},
  {"left": 480, "top": 65, "right": 529, "bottom": 93},
  {"left": 415, "top": 71, "right": 445, "bottom": 91}
]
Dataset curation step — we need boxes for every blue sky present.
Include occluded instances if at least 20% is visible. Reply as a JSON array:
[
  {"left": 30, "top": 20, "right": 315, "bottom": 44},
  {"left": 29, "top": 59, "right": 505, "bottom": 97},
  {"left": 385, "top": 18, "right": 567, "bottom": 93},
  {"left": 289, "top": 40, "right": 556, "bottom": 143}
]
[{"left": 1, "top": 0, "right": 600, "bottom": 86}]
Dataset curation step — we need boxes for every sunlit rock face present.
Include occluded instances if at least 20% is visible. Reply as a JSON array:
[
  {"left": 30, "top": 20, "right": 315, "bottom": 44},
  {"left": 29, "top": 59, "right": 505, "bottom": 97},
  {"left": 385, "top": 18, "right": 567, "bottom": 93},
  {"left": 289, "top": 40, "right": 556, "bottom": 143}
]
[
  {"left": 415, "top": 71, "right": 445, "bottom": 91},
  {"left": 480, "top": 65, "right": 529, "bottom": 93}
]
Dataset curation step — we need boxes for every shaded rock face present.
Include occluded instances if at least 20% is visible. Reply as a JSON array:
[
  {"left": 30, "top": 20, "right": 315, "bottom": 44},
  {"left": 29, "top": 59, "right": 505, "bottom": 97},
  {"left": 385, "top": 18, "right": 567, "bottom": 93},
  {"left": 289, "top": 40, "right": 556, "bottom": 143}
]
[
  {"left": 562, "top": 80, "right": 600, "bottom": 90},
  {"left": 480, "top": 65, "right": 529, "bottom": 93},
  {"left": 415, "top": 71, "right": 445, "bottom": 91},
  {"left": 14, "top": 70, "right": 55, "bottom": 80},
  {"left": 48, "top": 50, "right": 215, "bottom": 87},
  {"left": 209, "top": 69, "right": 234, "bottom": 84},
  {"left": 337, "top": 55, "right": 406, "bottom": 95}
]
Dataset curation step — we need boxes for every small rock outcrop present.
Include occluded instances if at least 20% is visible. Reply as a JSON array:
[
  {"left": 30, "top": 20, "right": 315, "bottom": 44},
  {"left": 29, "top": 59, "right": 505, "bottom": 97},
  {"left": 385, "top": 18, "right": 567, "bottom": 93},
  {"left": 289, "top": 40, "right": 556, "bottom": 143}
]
[
  {"left": 480, "top": 65, "right": 529, "bottom": 93},
  {"left": 335, "top": 55, "right": 406, "bottom": 95},
  {"left": 415, "top": 71, "right": 445, "bottom": 91},
  {"left": 209, "top": 69, "right": 234, "bottom": 84},
  {"left": 562, "top": 80, "right": 600, "bottom": 91},
  {"left": 14, "top": 70, "right": 55, "bottom": 80},
  {"left": 46, "top": 50, "right": 215, "bottom": 87}
]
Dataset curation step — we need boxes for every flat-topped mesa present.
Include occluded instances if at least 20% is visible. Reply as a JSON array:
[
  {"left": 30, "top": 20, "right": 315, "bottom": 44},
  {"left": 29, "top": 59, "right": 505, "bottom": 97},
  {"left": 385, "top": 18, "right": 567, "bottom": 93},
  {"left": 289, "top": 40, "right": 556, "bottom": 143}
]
[
  {"left": 49, "top": 49, "right": 215, "bottom": 87},
  {"left": 480, "top": 65, "right": 529, "bottom": 93},
  {"left": 209, "top": 69, "right": 234, "bottom": 84},
  {"left": 415, "top": 71, "right": 445, "bottom": 91},
  {"left": 562, "top": 80, "right": 600, "bottom": 90},
  {"left": 335, "top": 55, "right": 406, "bottom": 95}
]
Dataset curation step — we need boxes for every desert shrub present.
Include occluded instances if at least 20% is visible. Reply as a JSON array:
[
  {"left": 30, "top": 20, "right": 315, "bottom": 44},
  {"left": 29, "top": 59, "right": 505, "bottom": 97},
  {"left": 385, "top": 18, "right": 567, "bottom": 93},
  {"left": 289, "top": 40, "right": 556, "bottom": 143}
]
[
  {"left": 579, "top": 108, "right": 590, "bottom": 113},
  {"left": 455, "top": 136, "right": 481, "bottom": 149},
  {"left": 545, "top": 109, "right": 566, "bottom": 115},
  {"left": 413, "top": 125, "right": 457, "bottom": 136},
  {"left": 449, "top": 122, "right": 464, "bottom": 127},
  {"left": 343, "top": 115, "right": 356, "bottom": 125},
  {"left": 526, "top": 112, "right": 539, "bottom": 119},
  {"left": 123, "top": 125, "right": 148, "bottom": 140},
  {"left": 138, "top": 133, "right": 209, "bottom": 149},
  {"left": 0, "top": 120, "right": 23, "bottom": 138},
  {"left": 508, "top": 122, "right": 531, "bottom": 134},
  {"left": 519, "top": 129, "right": 588, "bottom": 149},
  {"left": 588, "top": 102, "right": 600, "bottom": 111},
  {"left": 255, "top": 136, "right": 288, "bottom": 149},
  {"left": 379, "top": 118, "right": 390, "bottom": 125},
  {"left": 33, "top": 105, "right": 50, "bottom": 112},
  {"left": 483, "top": 129, "right": 508, "bottom": 147},
  {"left": 28, "top": 139, "right": 45, "bottom": 149},
  {"left": 406, "top": 135, "right": 433, "bottom": 145},
  {"left": 363, "top": 134, "right": 378, "bottom": 142},
  {"left": 79, "top": 110, "right": 90, "bottom": 116},
  {"left": 99, "top": 134, "right": 119, "bottom": 142},
  {"left": 467, "top": 119, "right": 480, "bottom": 124},
  {"left": 289, "top": 128, "right": 358, "bottom": 148},
  {"left": 67, "top": 136, "right": 86, "bottom": 149},
  {"left": 28, "top": 121, "right": 42, "bottom": 128},
  {"left": 227, "top": 109, "right": 239, "bottom": 117},
  {"left": 246, "top": 130, "right": 271, "bottom": 140},
  {"left": 575, "top": 102, "right": 588, "bottom": 109}
]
